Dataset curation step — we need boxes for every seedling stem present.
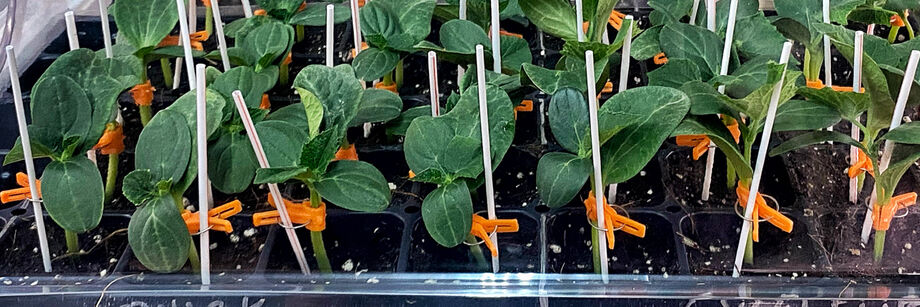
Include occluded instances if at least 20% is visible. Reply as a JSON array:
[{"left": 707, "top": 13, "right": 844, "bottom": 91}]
[
  {"left": 104, "top": 153, "right": 119, "bottom": 203},
  {"left": 161, "top": 58, "right": 174, "bottom": 87},
  {"left": 308, "top": 183, "right": 332, "bottom": 273},
  {"left": 65, "top": 230, "right": 79, "bottom": 254}
]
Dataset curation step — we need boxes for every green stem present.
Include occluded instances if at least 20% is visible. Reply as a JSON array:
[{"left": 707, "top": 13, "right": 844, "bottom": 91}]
[
  {"left": 466, "top": 235, "right": 489, "bottom": 271},
  {"left": 205, "top": 6, "right": 214, "bottom": 37},
  {"left": 744, "top": 229, "right": 754, "bottom": 265},
  {"left": 889, "top": 26, "right": 902, "bottom": 43},
  {"left": 308, "top": 184, "right": 333, "bottom": 273},
  {"left": 160, "top": 58, "right": 174, "bottom": 87},
  {"left": 803, "top": 49, "right": 822, "bottom": 82},
  {"left": 395, "top": 59, "right": 404, "bottom": 89},
  {"left": 874, "top": 230, "right": 886, "bottom": 262},
  {"left": 382, "top": 70, "right": 394, "bottom": 86},
  {"left": 140, "top": 106, "right": 153, "bottom": 126},
  {"left": 588, "top": 174, "right": 602, "bottom": 274},
  {"left": 104, "top": 153, "right": 119, "bottom": 204},
  {"left": 906, "top": 13, "right": 915, "bottom": 40},
  {"left": 65, "top": 230, "right": 80, "bottom": 254},
  {"left": 280, "top": 60, "right": 290, "bottom": 86},
  {"left": 296, "top": 25, "right": 305, "bottom": 42}
]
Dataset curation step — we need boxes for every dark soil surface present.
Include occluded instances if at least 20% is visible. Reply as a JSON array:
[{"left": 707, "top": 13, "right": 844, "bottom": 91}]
[
  {"left": 545, "top": 209, "right": 680, "bottom": 275},
  {"left": 407, "top": 210, "right": 540, "bottom": 273},
  {"left": 0, "top": 214, "right": 129, "bottom": 276}
]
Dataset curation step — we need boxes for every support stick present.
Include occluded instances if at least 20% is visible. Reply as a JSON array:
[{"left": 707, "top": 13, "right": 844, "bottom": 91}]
[
  {"left": 65, "top": 11, "right": 79, "bottom": 50},
  {"left": 175, "top": 0, "right": 197, "bottom": 89},
  {"left": 490, "top": 0, "right": 501, "bottom": 73},
  {"left": 859, "top": 50, "right": 920, "bottom": 244},
  {"left": 690, "top": 0, "right": 701, "bottom": 25},
  {"left": 476, "top": 45, "right": 500, "bottom": 273},
  {"left": 732, "top": 41, "right": 794, "bottom": 278},
  {"left": 428, "top": 51, "right": 440, "bottom": 116},
  {"left": 458, "top": 0, "right": 468, "bottom": 84},
  {"left": 326, "top": 4, "right": 335, "bottom": 67},
  {"left": 195, "top": 64, "right": 211, "bottom": 285},
  {"left": 823, "top": 0, "right": 834, "bottom": 135},
  {"left": 585, "top": 50, "right": 609, "bottom": 283},
  {"left": 98, "top": 0, "right": 113, "bottom": 58},
  {"left": 608, "top": 15, "right": 634, "bottom": 204},
  {"left": 704, "top": 0, "right": 739, "bottom": 201},
  {"left": 706, "top": 0, "right": 716, "bottom": 32},
  {"left": 232, "top": 91, "right": 311, "bottom": 274},
  {"left": 210, "top": 0, "right": 231, "bottom": 71},
  {"left": 575, "top": 0, "right": 585, "bottom": 42},
  {"left": 350, "top": 0, "right": 363, "bottom": 58},
  {"left": 7, "top": 46, "right": 53, "bottom": 273},
  {"left": 241, "top": 0, "right": 253, "bottom": 18},
  {"left": 849, "top": 31, "right": 864, "bottom": 205}
]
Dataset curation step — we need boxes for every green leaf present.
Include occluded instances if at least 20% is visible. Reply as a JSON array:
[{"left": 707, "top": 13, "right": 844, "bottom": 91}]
[
  {"left": 351, "top": 88, "right": 403, "bottom": 126},
  {"left": 208, "top": 133, "right": 259, "bottom": 194},
  {"left": 647, "top": 0, "right": 693, "bottom": 24},
  {"left": 289, "top": 2, "right": 351, "bottom": 26},
  {"left": 680, "top": 81, "right": 736, "bottom": 116},
  {"left": 211, "top": 66, "right": 277, "bottom": 110},
  {"left": 110, "top": 0, "right": 179, "bottom": 51},
  {"left": 3, "top": 136, "right": 54, "bottom": 166},
  {"left": 520, "top": 0, "right": 577, "bottom": 40},
  {"left": 797, "top": 86, "right": 870, "bottom": 122},
  {"left": 421, "top": 181, "right": 473, "bottom": 247},
  {"left": 41, "top": 157, "right": 103, "bottom": 233},
  {"left": 825, "top": 33, "right": 895, "bottom": 136},
  {"left": 536, "top": 152, "right": 591, "bottom": 208},
  {"left": 734, "top": 13, "right": 788, "bottom": 60},
  {"left": 386, "top": 106, "right": 432, "bottom": 136},
  {"left": 773, "top": 0, "right": 862, "bottom": 48},
  {"left": 256, "top": 120, "right": 307, "bottom": 167},
  {"left": 238, "top": 21, "right": 293, "bottom": 68},
  {"left": 587, "top": 0, "right": 618, "bottom": 41},
  {"left": 548, "top": 88, "right": 590, "bottom": 154},
  {"left": 659, "top": 23, "right": 725, "bottom": 80},
  {"left": 632, "top": 25, "right": 662, "bottom": 61},
  {"left": 648, "top": 58, "right": 702, "bottom": 88},
  {"left": 136, "top": 110, "right": 192, "bottom": 183},
  {"left": 296, "top": 89, "right": 324, "bottom": 138},
  {"left": 876, "top": 145, "right": 920, "bottom": 202},
  {"left": 724, "top": 63, "right": 801, "bottom": 123},
  {"left": 255, "top": 0, "right": 303, "bottom": 21},
  {"left": 128, "top": 195, "right": 190, "bottom": 273},
  {"left": 439, "top": 20, "right": 491, "bottom": 54},
  {"left": 224, "top": 15, "right": 275, "bottom": 38},
  {"left": 769, "top": 130, "right": 868, "bottom": 157},
  {"left": 360, "top": 0, "right": 402, "bottom": 47},
  {"left": 881, "top": 122, "right": 920, "bottom": 144},
  {"left": 500, "top": 36, "right": 532, "bottom": 73},
  {"left": 123, "top": 169, "right": 161, "bottom": 205},
  {"left": 521, "top": 63, "right": 586, "bottom": 94},
  {"left": 293, "top": 64, "right": 365, "bottom": 128},
  {"left": 848, "top": 5, "right": 897, "bottom": 26},
  {"left": 315, "top": 160, "right": 391, "bottom": 212},
  {"left": 353, "top": 47, "right": 400, "bottom": 81},
  {"left": 30, "top": 76, "right": 93, "bottom": 153},
  {"left": 602, "top": 86, "right": 691, "bottom": 184},
  {"left": 300, "top": 127, "right": 345, "bottom": 175},
  {"left": 773, "top": 99, "right": 842, "bottom": 132},
  {"left": 265, "top": 104, "right": 310, "bottom": 132},
  {"left": 254, "top": 166, "right": 310, "bottom": 184}
]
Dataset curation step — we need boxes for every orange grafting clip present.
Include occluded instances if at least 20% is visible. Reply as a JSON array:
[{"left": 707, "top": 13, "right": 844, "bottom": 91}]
[
  {"left": 736, "top": 184, "right": 793, "bottom": 242},
  {"left": 489, "top": 29, "right": 524, "bottom": 39},
  {"left": 408, "top": 170, "right": 416, "bottom": 179},
  {"left": 253, "top": 194, "right": 327, "bottom": 231},
  {"left": 584, "top": 192, "right": 646, "bottom": 250},
  {"left": 182, "top": 200, "right": 242, "bottom": 234},
  {"left": 374, "top": 81, "right": 398, "bottom": 94},
  {"left": 892, "top": 13, "right": 906, "bottom": 27},
  {"left": 93, "top": 122, "right": 125, "bottom": 155},
  {"left": 130, "top": 80, "right": 156, "bottom": 107},
  {"left": 609, "top": 10, "right": 626, "bottom": 30},
  {"left": 158, "top": 31, "right": 210, "bottom": 51},
  {"left": 351, "top": 42, "right": 369, "bottom": 58},
  {"left": 848, "top": 149, "right": 875, "bottom": 178},
  {"left": 470, "top": 214, "right": 519, "bottom": 257},
  {"left": 1, "top": 173, "right": 40, "bottom": 204},
  {"left": 513, "top": 99, "right": 534, "bottom": 119},
  {"left": 259, "top": 94, "right": 271, "bottom": 110},
  {"left": 357, "top": 0, "right": 366, "bottom": 7},
  {"left": 872, "top": 192, "right": 916, "bottom": 231},
  {"left": 334, "top": 143, "right": 359, "bottom": 161},
  {"left": 725, "top": 118, "right": 741, "bottom": 144},
  {"left": 254, "top": 9, "right": 267, "bottom": 16},
  {"left": 675, "top": 135, "right": 711, "bottom": 161},
  {"left": 806, "top": 79, "right": 865, "bottom": 92},
  {"left": 201, "top": 0, "right": 213, "bottom": 7},
  {"left": 298, "top": 1, "right": 307, "bottom": 12},
  {"left": 582, "top": 21, "right": 590, "bottom": 34},
  {"left": 601, "top": 81, "right": 615, "bottom": 94},
  {"left": 653, "top": 52, "right": 669, "bottom": 65}
]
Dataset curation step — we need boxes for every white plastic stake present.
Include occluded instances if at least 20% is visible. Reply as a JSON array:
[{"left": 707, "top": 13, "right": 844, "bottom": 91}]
[
  {"left": 859, "top": 50, "right": 920, "bottom": 244},
  {"left": 326, "top": 4, "right": 335, "bottom": 67},
  {"left": 704, "top": 0, "right": 739, "bottom": 201},
  {"left": 98, "top": 0, "right": 113, "bottom": 58},
  {"left": 823, "top": 0, "right": 834, "bottom": 135},
  {"left": 241, "top": 0, "right": 253, "bottom": 17},
  {"left": 232, "top": 91, "right": 312, "bottom": 274},
  {"left": 458, "top": 0, "right": 468, "bottom": 84},
  {"left": 195, "top": 64, "right": 211, "bottom": 285},
  {"left": 689, "top": 0, "right": 701, "bottom": 25},
  {"left": 7, "top": 46, "right": 53, "bottom": 273},
  {"left": 706, "top": 0, "right": 716, "bottom": 32},
  {"left": 607, "top": 15, "right": 634, "bottom": 204},
  {"left": 350, "top": 0, "right": 363, "bottom": 57},
  {"left": 732, "top": 41, "right": 794, "bottom": 278},
  {"left": 849, "top": 31, "right": 864, "bottom": 205},
  {"left": 175, "top": 0, "right": 197, "bottom": 89},
  {"left": 585, "top": 50, "right": 609, "bottom": 283},
  {"left": 210, "top": 0, "right": 231, "bottom": 71},
  {"left": 476, "top": 45, "right": 500, "bottom": 273},
  {"left": 575, "top": 0, "right": 585, "bottom": 42},
  {"left": 490, "top": 0, "right": 501, "bottom": 73},
  {"left": 428, "top": 51, "right": 440, "bottom": 116},
  {"left": 64, "top": 11, "right": 79, "bottom": 50}
]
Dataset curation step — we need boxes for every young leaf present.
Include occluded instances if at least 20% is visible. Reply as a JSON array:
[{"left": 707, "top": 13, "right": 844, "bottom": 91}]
[
  {"left": 254, "top": 166, "right": 310, "bottom": 184},
  {"left": 293, "top": 64, "right": 365, "bottom": 128},
  {"left": 519, "top": 0, "right": 578, "bottom": 40},
  {"left": 648, "top": 58, "right": 702, "bottom": 88},
  {"left": 300, "top": 127, "right": 345, "bottom": 175},
  {"left": 875, "top": 144, "right": 920, "bottom": 202},
  {"left": 238, "top": 21, "right": 293, "bottom": 69},
  {"left": 256, "top": 120, "right": 307, "bottom": 166},
  {"left": 41, "top": 157, "right": 103, "bottom": 233},
  {"left": 123, "top": 169, "right": 161, "bottom": 205},
  {"left": 315, "top": 160, "right": 391, "bottom": 212},
  {"left": 439, "top": 20, "right": 491, "bottom": 54},
  {"left": 211, "top": 66, "right": 278, "bottom": 110},
  {"left": 601, "top": 86, "right": 691, "bottom": 184},
  {"left": 353, "top": 48, "right": 400, "bottom": 81},
  {"left": 421, "top": 181, "right": 473, "bottom": 247},
  {"left": 351, "top": 88, "right": 403, "bottom": 126},
  {"left": 500, "top": 35, "right": 532, "bottom": 73},
  {"left": 255, "top": 0, "right": 304, "bottom": 21},
  {"left": 772, "top": 99, "right": 842, "bottom": 132},
  {"left": 632, "top": 25, "right": 662, "bottom": 61},
  {"left": 797, "top": 87, "right": 870, "bottom": 122},
  {"left": 536, "top": 152, "right": 591, "bottom": 208},
  {"left": 548, "top": 88, "right": 590, "bottom": 154},
  {"left": 136, "top": 110, "right": 192, "bottom": 183},
  {"left": 659, "top": 23, "right": 725, "bottom": 80},
  {"left": 110, "top": 0, "right": 179, "bottom": 51},
  {"left": 209, "top": 133, "right": 259, "bottom": 194},
  {"left": 723, "top": 64, "right": 801, "bottom": 123},
  {"left": 30, "top": 76, "right": 93, "bottom": 153},
  {"left": 521, "top": 63, "right": 586, "bottom": 94},
  {"left": 128, "top": 195, "right": 191, "bottom": 273}
]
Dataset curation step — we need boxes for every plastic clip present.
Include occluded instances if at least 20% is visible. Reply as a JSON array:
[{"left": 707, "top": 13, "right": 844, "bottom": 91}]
[
  {"left": 736, "top": 184, "right": 794, "bottom": 242},
  {"left": 469, "top": 214, "right": 519, "bottom": 257},
  {"left": 93, "top": 122, "right": 125, "bottom": 155},
  {"left": 653, "top": 52, "right": 669, "bottom": 65},
  {"left": 514, "top": 99, "right": 534, "bottom": 119},
  {"left": 1, "top": 173, "right": 41, "bottom": 204},
  {"left": 609, "top": 10, "right": 626, "bottom": 30},
  {"left": 182, "top": 200, "right": 242, "bottom": 234},
  {"left": 334, "top": 143, "right": 359, "bottom": 161},
  {"left": 584, "top": 192, "right": 647, "bottom": 250},
  {"left": 130, "top": 80, "right": 156, "bottom": 107},
  {"left": 848, "top": 149, "right": 875, "bottom": 178},
  {"left": 675, "top": 135, "right": 711, "bottom": 161},
  {"left": 872, "top": 193, "right": 917, "bottom": 231},
  {"left": 253, "top": 194, "right": 326, "bottom": 231},
  {"left": 351, "top": 42, "right": 369, "bottom": 59}
]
